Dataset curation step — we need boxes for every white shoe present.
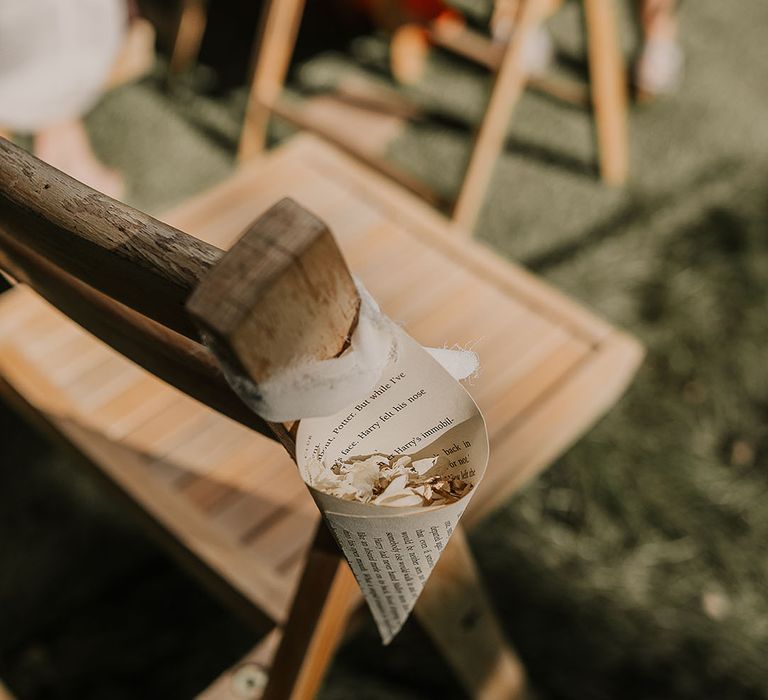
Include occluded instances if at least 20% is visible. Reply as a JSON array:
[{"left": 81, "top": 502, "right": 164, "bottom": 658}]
[
  {"left": 493, "top": 23, "right": 554, "bottom": 78},
  {"left": 635, "top": 37, "right": 684, "bottom": 97}
]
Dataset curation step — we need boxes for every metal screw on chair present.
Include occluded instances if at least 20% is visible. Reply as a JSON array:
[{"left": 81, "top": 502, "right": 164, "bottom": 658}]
[{"left": 231, "top": 663, "right": 269, "bottom": 698}]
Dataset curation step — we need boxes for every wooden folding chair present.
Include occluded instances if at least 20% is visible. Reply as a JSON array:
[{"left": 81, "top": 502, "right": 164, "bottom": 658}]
[
  {"left": 239, "top": 0, "right": 628, "bottom": 232},
  {"left": 0, "top": 35, "right": 643, "bottom": 689},
  {"left": 0, "top": 139, "right": 513, "bottom": 698}
]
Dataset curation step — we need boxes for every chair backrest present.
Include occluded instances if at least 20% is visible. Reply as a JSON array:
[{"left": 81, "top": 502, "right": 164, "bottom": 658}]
[{"left": 0, "top": 137, "right": 359, "bottom": 447}]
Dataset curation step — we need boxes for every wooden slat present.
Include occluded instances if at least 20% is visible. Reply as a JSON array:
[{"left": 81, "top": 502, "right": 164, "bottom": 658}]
[
  {"left": 87, "top": 377, "right": 179, "bottom": 439},
  {"left": 0, "top": 292, "right": 50, "bottom": 334},
  {"left": 0, "top": 344, "right": 73, "bottom": 416},
  {"left": 67, "top": 419, "right": 295, "bottom": 622},
  {"left": 5, "top": 304, "right": 69, "bottom": 349},
  {"left": 2, "top": 297, "right": 116, "bottom": 390},
  {"left": 179, "top": 167, "right": 321, "bottom": 251},
  {"left": 0, "top": 237, "right": 271, "bottom": 437},
  {"left": 0, "top": 332, "right": 295, "bottom": 623},
  {"left": 294, "top": 92, "right": 405, "bottom": 158},
  {"left": 167, "top": 420, "right": 254, "bottom": 486},
  {"left": 243, "top": 494, "right": 316, "bottom": 561},
  {"left": 119, "top": 396, "right": 211, "bottom": 455},
  {"left": 180, "top": 439, "right": 286, "bottom": 511},
  {"left": 44, "top": 337, "right": 113, "bottom": 386},
  {"left": 467, "top": 332, "right": 641, "bottom": 526},
  {"left": 207, "top": 471, "right": 304, "bottom": 547},
  {"left": 162, "top": 147, "right": 382, "bottom": 248},
  {"left": 60, "top": 355, "right": 143, "bottom": 411},
  {"left": 14, "top": 319, "right": 81, "bottom": 361},
  {"left": 480, "top": 326, "right": 576, "bottom": 409}
]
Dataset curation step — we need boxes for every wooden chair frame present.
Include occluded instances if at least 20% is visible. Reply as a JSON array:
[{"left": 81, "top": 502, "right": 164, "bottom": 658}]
[
  {"left": 169, "top": 0, "right": 208, "bottom": 76},
  {"left": 0, "top": 6, "right": 639, "bottom": 683},
  {"left": 237, "top": 0, "right": 628, "bottom": 232},
  {"left": 0, "top": 138, "right": 527, "bottom": 699}
]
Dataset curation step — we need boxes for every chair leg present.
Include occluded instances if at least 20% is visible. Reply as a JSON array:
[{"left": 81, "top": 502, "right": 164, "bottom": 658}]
[
  {"left": 415, "top": 527, "right": 525, "bottom": 700},
  {"left": 261, "top": 523, "right": 358, "bottom": 700},
  {"left": 169, "top": 0, "right": 207, "bottom": 75},
  {"left": 415, "top": 526, "right": 527, "bottom": 700},
  {"left": 0, "top": 678, "right": 16, "bottom": 700},
  {"left": 584, "top": 0, "right": 629, "bottom": 186},
  {"left": 452, "top": 0, "right": 550, "bottom": 232},
  {"left": 204, "top": 525, "right": 524, "bottom": 699},
  {"left": 238, "top": 0, "right": 306, "bottom": 162}
]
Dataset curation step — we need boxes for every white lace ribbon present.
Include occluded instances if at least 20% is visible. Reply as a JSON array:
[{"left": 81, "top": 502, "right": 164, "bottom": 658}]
[{"left": 211, "top": 278, "right": 478, "bottom": 423}]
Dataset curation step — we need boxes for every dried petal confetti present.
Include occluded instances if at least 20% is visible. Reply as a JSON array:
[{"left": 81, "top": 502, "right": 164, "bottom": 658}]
[{"left": 307, "top": 452, "right": 473, "bottom": 507}]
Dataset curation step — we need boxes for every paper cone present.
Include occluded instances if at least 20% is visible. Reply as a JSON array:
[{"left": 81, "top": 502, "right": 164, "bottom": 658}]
[{"left": 296, "top": 329, "right": 488, "bottom": 643}]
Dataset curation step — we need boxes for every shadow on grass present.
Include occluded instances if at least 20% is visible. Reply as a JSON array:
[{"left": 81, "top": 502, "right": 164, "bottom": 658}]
[{"left": 522, "top": 157, "right": 742, "bottom": 272}]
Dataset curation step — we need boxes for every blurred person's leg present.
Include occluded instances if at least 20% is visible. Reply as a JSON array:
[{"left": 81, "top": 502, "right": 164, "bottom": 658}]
[
  {"left": 108, "top": 15, "right": 156, "bottom": 88},
  {"left": 636, "top": 0, "right": 683, "bottom": 97},
  {"left": 0, "top": 0, "right": 128, "bottom": 196},
  {"left": 34, "top": 120, "right": 123, "bottom": 199}
]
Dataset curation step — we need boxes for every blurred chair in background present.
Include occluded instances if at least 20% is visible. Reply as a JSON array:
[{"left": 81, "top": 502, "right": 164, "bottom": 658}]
[
  {"left": 389, "top": 0, "right": 630, "bottom": 196},
  {"left": 490, "top": 0, "right": 683, "bottom": 97},
  {"left": 0, "top": 0, "right": 155, "bottom": 199},
  {"left": 168, "top": 0, "right": 208, "bottom": 76},
  {"left": 239, "top": 0, "right": 629, "bottom": 233}
]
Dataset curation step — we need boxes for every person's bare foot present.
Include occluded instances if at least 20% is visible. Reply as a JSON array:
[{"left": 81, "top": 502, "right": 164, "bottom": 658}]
[{"left": 34, "top": 119, "right": 124, "bottom": 198}]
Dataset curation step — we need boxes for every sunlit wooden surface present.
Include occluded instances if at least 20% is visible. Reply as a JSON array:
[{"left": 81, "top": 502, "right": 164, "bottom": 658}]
[{"left": 0, "top": 134, "right": 641, "bottom": 699}]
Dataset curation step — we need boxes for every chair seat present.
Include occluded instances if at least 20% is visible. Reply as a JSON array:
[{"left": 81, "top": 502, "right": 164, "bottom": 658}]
[{"left": 0, "top": 134, "right": 641, "bottom": 695}]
